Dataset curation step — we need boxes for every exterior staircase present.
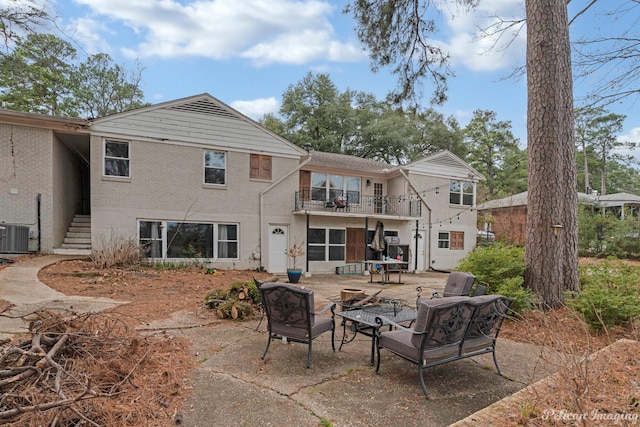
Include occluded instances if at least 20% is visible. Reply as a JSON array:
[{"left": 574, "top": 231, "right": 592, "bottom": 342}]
[{"left": 54, "top": 214, "right": 92, "bottom": 255}]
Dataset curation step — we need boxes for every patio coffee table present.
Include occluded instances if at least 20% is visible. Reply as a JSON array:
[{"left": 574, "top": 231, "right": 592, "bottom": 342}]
[{"left": 336, "top": 304, "right": 417, "bottom": 365}]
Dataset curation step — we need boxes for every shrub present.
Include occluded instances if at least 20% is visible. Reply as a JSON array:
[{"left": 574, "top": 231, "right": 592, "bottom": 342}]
[
  {"left": 566, "top": 260, "right": 640, "bottom": 329},
  {"left": 457, "top": 242, "right": 525, "bottom": 288},
  {"left": 91, "top": 233, "right": 142, "bottom": 269},
  {"left": 578, "top": 206, "right": 640, "bottom": 259},
  {"left": 457, "top": 243, "right": 534, "bottom": 315},
  {"left": 494, "top": 276, "right": 536, "bottom": 314}
]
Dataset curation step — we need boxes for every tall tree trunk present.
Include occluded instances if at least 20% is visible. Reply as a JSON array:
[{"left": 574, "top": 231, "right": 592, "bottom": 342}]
[
  {"left": 600, "top": 149, "right": 607, "bottom": 195},
  {"left": 582, "top": 140, "right": 590, "bottom": 193},
  {"left": 525, "top": 0, "right": 579, "bottom": 308}
]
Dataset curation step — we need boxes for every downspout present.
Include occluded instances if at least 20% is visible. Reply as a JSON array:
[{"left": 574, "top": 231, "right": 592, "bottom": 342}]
[
  {"left": 37, "top": 194, "right": 41, "bottom": 253},
  {"left": 398, "top": 168, "right": 433, "bottom": 271},
  {"left": 259, "top": 155, "right": 313, "bottom": 269}
]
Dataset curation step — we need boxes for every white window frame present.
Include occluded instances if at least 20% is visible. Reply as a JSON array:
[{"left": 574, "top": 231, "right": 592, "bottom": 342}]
[
  {"left": 204, "top": 150, "right": 226, "bottom": 186},
  {"left": 449, "top": 180, "right": 474, "bottom": 206},
  {"left": 311, "top": 172, "right": 361, "bottom": 204},
  {"left": 215, "top": 223, "right": 238, "bottom": 259},
  {"left": 308, "top": 227, "right": 346, "bottom": 261},
  {"left": 103, "top": 139, "right": 130, "bottom": 178},
  {"left": 438, "top": 232, "right": 450, "bottom": 249},
  {"left": 138, "top": 220, "right": 239, "bottom": 260}
]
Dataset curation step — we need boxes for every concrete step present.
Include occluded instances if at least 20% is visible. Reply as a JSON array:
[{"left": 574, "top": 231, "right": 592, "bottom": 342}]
[
  {"left": 53, "top": 247, "right": 92, "bottom": 256},
  {"left": 61, "top": 215, "right": 92, "bottom": 252},
  {"left": 60, "top": 243, "right": 91, "bottom": 250},
  {"left": 66, "top": 232, "right": 91, "bottom": 239},
  {"left": 70, "top": 222, "right": 91, "bottom": 228},
  {"left": 63, "top": 237, "right": 91, "bottom": 245}
]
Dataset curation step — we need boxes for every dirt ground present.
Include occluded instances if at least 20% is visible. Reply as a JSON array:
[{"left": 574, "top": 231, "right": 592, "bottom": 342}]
[
  {"left": 37, "top": 258, "right": 272, "bottom": 328},
  {"left": 3, "top": 257, "right": 639, "bottom": 425}
]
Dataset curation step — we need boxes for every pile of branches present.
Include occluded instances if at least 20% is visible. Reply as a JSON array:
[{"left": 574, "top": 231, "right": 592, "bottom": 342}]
[{"left": 0, "top": 309, "right": 188, "bottom": 426}]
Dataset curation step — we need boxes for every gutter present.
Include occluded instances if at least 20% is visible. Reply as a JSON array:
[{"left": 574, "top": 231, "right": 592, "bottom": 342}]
[
  {"left": 258, "top": 155, "right": 313, "bottom": 269},
  {"left": 398, "top": 168, "right": 433, "bottom": 271}
]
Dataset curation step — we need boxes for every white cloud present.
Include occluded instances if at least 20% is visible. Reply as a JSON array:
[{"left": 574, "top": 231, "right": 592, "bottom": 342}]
[
  {"left": 454, "top": 109, "right": 474, "bottom": 124},
  {"left": 440, "top": 0, "right": 526, "bottom": 72},
  {"left": 616, "top": 127, "right": 640, "bottom": 162},
  {"left": 231, "top": 97, "right": 279, "bottom": 120},
  {"left": 619, "top": 127, "right": 640, "bottom": 145},
  {"left": 65, "top": 17, "right": 112, "bottom": 54},
  {"left": 71, "top": 0, "right": 363, "bottom": 65}
]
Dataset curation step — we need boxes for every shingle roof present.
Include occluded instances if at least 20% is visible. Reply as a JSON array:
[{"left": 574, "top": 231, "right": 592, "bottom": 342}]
[
  {"left": 306, "top": 151, "right": 394, "bottom": 174},
  {"left": 477, "top": 191, "right": 620, "bottom": 210}
]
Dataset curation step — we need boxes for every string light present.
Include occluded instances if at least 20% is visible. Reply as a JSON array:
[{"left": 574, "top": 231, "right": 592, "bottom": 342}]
[{"left": 428, "top": 205, "right": 475, "bottom": 227}]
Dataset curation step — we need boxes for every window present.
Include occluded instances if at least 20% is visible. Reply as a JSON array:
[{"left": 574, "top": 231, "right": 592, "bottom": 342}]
[
  {"left": 217, "top": 224, "right": 238, "bottom": 258},
  {"left": 346, "top": 176, "right": 361, "bottom": 204},
  {"left": 329, "top": 175, "right": 343, "bottom": 201},
  {"left": 450, "top": 231, "right": 464, "bottom": 250},
  {"left": 311, "top": 173, "right": 361, "bottom": 203},
  {"left": 139, "top": 221, "right": 162, "bottom": 257},
  {"left": 438, "top": 232, "right": 450, "bottom": 249},
  {"left": 308, "top": 228, "right": 346, "bottom": 261},
  {"left": 204, "top": 151, "right": 226, "bottom": 185},
  {"left": 250, "top": 154, "right": 272, "bottom": 180},
  {"left": 138, "top": 220, "right": 238, "bottom": 259},
  {"left": 167, "top": 223, "right": 213, "bottom": 258},
  {"left": 449, "top": 180, "right": 474, "bottom": 206},
  {"left": 311, "top": 173, "right": 327, "bottom": 201},
  {"left": 438, "top": 231, "right": 464, "bottom": 250},
  {"left": 104, "top": 140, "right": 130, "bottom": 177}
]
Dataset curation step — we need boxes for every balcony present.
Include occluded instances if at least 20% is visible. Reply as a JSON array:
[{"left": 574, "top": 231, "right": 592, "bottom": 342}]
[{"left": 294, "top": 190, "right": 422, "bottom": 218}]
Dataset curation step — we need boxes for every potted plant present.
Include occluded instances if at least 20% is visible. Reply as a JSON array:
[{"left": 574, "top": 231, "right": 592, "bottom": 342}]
[{"left": 285, "top": 240, "right": 305, "bottom": 284}]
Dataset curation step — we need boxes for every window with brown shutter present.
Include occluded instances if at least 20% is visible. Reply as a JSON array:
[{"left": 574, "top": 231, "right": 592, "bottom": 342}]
[
  {"left": 450, "top": 231, "right": 464, "bottom": 250},
  {"left": 250, "top": 154, "right": 272, "bottom": 180}
]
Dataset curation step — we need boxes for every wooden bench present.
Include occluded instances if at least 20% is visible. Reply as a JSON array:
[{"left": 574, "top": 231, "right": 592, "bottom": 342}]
[{"left": 374, "top": 294, "right": 513, "bottom": 398}]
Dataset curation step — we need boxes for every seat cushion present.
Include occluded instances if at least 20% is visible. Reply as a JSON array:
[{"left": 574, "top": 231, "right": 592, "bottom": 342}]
[
  {"left": 461, "top": 336, "right": 493, "bottom": 354},
  {"left": 379, "top": 329, "right": 460, "bottom": 364},
  {"left": 443, "top": 271, "right": 476, "bottom": 297}
]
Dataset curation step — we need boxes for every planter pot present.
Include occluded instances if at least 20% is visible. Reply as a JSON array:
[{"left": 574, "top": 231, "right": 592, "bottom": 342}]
[{"left": 286, "top": 269, "right": 303, "bottom": 284}]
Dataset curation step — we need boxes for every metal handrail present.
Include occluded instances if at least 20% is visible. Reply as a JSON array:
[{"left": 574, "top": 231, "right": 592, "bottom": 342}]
[{"left": 294, "top": 189, "right": 421, "bottom": 217}]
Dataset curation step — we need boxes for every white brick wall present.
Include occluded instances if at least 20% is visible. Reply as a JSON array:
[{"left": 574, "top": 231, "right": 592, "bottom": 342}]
[{"left": 0, "top": 124, "right": 54, "bottom": 252}]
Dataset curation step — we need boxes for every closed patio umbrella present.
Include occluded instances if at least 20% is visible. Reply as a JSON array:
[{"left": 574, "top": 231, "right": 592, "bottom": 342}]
[{"left": 371, "top": 221, "right": 385, "bottom": 255}]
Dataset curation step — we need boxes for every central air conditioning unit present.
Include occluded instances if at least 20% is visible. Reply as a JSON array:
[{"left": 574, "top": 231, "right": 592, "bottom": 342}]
[{"left": 0, "top": 224, "right": 30, "bottom": 253}]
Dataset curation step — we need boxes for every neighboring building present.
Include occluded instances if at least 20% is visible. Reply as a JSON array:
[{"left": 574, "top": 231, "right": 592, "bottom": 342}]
[
  {"left": 1, "top": 94, "right": 484, "bottom": 273},
  {"left": 477, "top": 190, "right": 640, "bottom": 244}
]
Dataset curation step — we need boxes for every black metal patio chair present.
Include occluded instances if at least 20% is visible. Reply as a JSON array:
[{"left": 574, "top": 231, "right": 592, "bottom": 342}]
[{"left": 259, "top": 283, "right": 336, "bottom": 368}]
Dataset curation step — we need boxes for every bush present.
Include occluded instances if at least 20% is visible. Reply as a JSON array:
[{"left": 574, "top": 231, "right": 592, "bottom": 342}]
[
  {"left": 578, "top": 206, "right": 640, "bottom": 259},
  {"left": 91, "top": 233, "right": 142, "bottom": 269},
  {"left": 566, "top": 260, "right": 640, "bottom": 329},
  {"left": 457, "top": 243, "right": 534, "bottom": 315},
  {"left": 457, "top": 242, "right": 525, "bottom": 287},
  {"left": 494, "top": 276, "right": 535, "bottom": 314}
]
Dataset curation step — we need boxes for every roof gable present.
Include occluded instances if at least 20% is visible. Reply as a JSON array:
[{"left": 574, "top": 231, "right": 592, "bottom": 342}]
[
  {"left": 89, "top": 93, "right": 307, "bottom": 158},
  {"left": 403, "top": 150, "right": 485, "bottom": 181}
]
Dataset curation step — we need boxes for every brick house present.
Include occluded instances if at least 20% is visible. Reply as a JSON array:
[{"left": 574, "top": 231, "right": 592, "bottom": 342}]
[
  {"left": 1, "top": 94, "right": 484, "bottom": 273},
  {"left": 476, "top": 191, "right": 640, "bottom": 244}
]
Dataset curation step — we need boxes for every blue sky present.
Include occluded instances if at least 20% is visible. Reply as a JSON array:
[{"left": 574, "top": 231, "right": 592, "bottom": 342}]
[{"left": 44, "top": 0, "right": 639, "bottom": 160}]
